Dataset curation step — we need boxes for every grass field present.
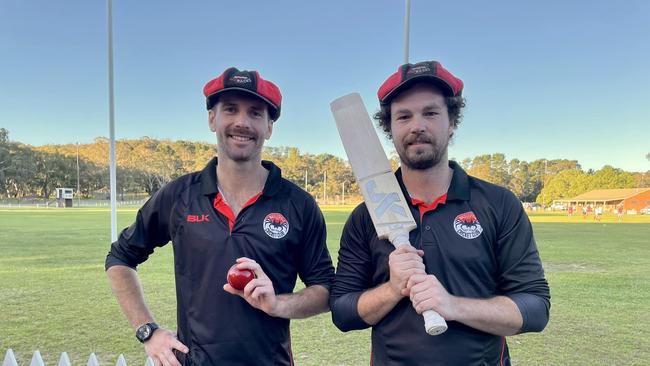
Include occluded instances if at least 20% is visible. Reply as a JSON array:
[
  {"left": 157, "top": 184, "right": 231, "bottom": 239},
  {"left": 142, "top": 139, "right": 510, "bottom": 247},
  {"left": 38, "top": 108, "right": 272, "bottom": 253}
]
[{"left": 1, "top": 207, "right": 649, "bottom": 365}]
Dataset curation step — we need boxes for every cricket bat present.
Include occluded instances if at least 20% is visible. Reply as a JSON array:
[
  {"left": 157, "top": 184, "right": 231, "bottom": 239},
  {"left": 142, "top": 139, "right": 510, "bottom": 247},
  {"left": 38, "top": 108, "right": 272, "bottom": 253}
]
[{"left": 330, "top": 92, "right": 448, "bottom": 336}]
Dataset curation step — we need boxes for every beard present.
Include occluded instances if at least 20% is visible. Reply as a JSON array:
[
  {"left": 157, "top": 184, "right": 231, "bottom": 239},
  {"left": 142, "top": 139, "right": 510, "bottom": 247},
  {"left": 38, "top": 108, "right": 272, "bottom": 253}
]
[{"left": 397, "top": 132, "right": 448, "bottom": 170}]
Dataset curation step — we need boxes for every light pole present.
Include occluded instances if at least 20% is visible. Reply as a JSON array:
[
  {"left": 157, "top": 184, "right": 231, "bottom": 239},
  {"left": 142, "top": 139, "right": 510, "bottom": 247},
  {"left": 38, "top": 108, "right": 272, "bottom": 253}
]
[
  {"left": 107, "top": 0, "right": 117, "bottom": 241},
  {"left": 323, "top": 170, "right": 327, "bottom": 204},
  {"left": 304, "top": 170, "right": 308, "bottom": 190},
  {"left": 76, "top": 142, "right": 80, "bottom": 207},
  {"left": 403, "top": 0, "right": 411, "bottom": 64},
  {"left": 542, "top": 160, "right": 548, "bottom": 209}
]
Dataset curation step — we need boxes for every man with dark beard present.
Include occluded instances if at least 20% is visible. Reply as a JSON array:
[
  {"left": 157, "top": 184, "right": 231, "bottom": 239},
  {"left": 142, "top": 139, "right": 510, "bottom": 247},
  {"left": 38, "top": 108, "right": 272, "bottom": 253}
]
[
  {"left": 106, "top": 67, "right": 334, "bottom": 366},
  {"left": 330, "top": 61, "right": 550, "bottom": 365}
]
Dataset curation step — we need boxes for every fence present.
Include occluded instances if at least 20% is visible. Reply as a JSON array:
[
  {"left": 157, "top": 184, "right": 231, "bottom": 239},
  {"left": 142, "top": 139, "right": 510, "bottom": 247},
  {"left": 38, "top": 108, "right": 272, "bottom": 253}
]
[
  {"left": 0, "top": 199, "right": 147, "bottom": 208},
  {"left": 2, "top": 350, "right": 154, "bottom": 366}
]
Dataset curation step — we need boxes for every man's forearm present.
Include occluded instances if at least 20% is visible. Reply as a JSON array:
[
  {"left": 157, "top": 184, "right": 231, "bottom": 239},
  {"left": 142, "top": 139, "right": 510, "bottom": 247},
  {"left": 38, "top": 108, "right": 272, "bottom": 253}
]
[
  {"left": 271, "top": 285, "right": 330, "bottom": 319},
  {"left": 106, "top": 265, "right": 155, "bottom": 329},
  {"left": 449, "top": 295, "right": 522, "bottom": 336},
  {"left": 357, "top": 282, "right": 402, "bottom": 325}
]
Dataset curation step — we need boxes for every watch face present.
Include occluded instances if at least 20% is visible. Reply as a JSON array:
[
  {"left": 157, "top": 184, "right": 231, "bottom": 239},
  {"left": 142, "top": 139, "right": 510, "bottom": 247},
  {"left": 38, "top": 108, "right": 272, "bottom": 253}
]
[
  {"left": 141, "top": 326, "right": 151, "bottom": 338},
  {"left": 137, "top": 323, "right": 154, "bottom": 342}
]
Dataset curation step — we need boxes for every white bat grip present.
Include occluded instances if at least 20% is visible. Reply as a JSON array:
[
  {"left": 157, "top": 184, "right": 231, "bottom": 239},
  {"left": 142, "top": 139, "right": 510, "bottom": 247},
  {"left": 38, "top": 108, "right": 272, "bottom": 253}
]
[
  {"left": 387, "top": 231, "right": 411, "bottom": 247},
  {"left": 388, "top": 230, "right": 448, "bottom": 336},
  {"left": 423, "top": 309, "right": 448, "bottom": 335}
]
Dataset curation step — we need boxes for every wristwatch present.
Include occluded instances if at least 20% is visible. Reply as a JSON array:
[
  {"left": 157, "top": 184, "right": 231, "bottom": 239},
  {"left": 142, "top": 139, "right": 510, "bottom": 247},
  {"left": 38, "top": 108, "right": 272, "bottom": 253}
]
[{"left": 135, "top": 322, "right": 159, "bottom": 343}]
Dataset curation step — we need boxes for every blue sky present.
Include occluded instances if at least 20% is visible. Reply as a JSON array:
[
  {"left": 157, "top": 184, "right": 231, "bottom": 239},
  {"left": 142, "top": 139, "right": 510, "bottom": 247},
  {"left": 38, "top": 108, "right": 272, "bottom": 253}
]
[{"left": 1, "top": 0, "right": 648, "bottom": 172}]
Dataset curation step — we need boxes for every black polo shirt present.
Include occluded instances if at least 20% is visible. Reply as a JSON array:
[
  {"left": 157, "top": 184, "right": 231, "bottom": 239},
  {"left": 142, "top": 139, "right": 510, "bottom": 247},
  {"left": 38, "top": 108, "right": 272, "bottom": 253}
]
[
  {"left": 106, "top": 157, "right": 334, "bottom": 366},
  {"left": 330, "top": 161, "right": 550, "bottom": 366}
]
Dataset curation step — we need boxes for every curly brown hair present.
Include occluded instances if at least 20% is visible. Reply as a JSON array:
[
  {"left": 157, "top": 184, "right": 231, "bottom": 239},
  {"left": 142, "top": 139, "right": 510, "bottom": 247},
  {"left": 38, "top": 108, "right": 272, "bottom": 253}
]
[{"left": 373, "top": 95, "right": 466, "bottom": 140}]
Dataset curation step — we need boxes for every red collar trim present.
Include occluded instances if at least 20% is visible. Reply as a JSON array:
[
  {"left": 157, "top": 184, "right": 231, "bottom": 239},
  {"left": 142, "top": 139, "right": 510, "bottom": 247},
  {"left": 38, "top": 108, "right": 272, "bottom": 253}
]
[
  {"left": 411, "top": 193, "right": 448, "bottom": 221},
  {"left": 213, "top": 191, "right": 263, "bottom": 233}
]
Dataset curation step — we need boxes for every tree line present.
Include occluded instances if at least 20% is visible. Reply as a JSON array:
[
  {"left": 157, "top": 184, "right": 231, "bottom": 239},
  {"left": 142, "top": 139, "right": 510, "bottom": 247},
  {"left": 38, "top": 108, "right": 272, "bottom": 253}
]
[
  {"left": 1, "top": 128, "right": 648, "bottom": 205},
  {"left": 0, "top": 129, "right": 357, "bottom": 203},
  {"left": 458, "top": 153, "right": 647, "bottom": 206}
]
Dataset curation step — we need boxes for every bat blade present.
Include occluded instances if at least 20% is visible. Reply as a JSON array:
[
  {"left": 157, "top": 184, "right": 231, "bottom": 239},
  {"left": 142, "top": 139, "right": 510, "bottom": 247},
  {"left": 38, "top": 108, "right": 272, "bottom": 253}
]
[
  {"left": 330, "top": 92, "right": 448, "bottom": 336},
  {"left": 330, "top": 93, "right": 416, "bottom": 239}
]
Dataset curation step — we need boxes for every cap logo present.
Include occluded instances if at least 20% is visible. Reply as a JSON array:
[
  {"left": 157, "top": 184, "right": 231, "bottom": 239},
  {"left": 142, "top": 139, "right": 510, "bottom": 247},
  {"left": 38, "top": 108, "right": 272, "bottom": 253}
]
[
  {"left": 263, "top": 213, "right": 289, "bottom": 239},
  {"left": 229, "top": 75, "right": 252, "bottom": 84},
  {"left": 407, "top": 64, "right": 432, "bottom": 76},
  {"left": 204, "top": 67, "right": 282, "bottom": 119},
  {"left": 453, "top": 211, "right": 483, "bottom": 239}
]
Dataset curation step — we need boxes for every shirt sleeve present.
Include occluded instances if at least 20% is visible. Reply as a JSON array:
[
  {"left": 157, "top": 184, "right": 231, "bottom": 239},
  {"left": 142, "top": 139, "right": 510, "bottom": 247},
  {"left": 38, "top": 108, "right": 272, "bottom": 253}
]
[
  {"left": 496, "top": 190, "right": 551, "bottom": 333},
  {"left": 294, "top": 197, "right": 335, "bottom": 290},
  {"left": 330, "top": 204, "right": 373, "bottom": 332},
  {"left": 104, "top": 184, "right": 175, "bottom": 270}
]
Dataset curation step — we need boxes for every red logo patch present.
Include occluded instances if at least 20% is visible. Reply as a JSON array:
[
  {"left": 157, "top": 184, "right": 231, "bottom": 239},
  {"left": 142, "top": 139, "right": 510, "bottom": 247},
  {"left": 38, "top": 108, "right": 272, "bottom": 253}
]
[
  {"left": 263, "top": 213, "right": 289, "bottom": 239},
  {"left": 453, "top": 211, "right": 483, "bottom": 239}
]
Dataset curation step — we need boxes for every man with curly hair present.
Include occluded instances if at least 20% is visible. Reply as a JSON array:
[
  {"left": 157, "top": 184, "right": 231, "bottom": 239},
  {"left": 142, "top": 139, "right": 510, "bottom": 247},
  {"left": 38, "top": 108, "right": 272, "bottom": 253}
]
[{"left": 330, "top": 60, "right": 550, "bottom": 365}]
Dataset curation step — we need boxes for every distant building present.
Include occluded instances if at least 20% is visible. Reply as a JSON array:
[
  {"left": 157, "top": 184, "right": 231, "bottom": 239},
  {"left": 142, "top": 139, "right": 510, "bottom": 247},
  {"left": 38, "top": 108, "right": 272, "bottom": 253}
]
[
  {"left": 55, "top": 188, "right": 74, "bottom": 207},
  {"left": 553, "top": 188, "right": 650, "bottom": 213}
]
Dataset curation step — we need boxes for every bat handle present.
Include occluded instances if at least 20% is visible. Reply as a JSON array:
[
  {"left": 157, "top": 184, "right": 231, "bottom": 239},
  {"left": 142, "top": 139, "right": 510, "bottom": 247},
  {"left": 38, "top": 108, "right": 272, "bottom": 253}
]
[
  {"left": 387, "top": 231, "right": 411, "bottom": 247},
  {"left": 388, "top": 231, "right": 449, "bottom": 335},
  {"left": 423, "top": 309, "right": 448, "bottom": 335}
]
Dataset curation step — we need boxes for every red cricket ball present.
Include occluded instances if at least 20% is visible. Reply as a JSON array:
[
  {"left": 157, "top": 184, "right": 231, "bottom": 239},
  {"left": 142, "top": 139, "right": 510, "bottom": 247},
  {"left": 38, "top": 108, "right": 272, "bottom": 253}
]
[{"left": 227, "top": 264, "right": 255, "bottom": 290}]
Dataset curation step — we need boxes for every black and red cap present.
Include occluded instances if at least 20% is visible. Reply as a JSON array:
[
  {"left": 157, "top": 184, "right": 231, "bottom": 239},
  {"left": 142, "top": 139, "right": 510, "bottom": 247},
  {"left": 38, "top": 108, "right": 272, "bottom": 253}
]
[
  {"left": 378, "top": 60, "right": 463, "bottom": 105},
  {"left": 203, "top": 67, "right": 282, "bottom": 120}
]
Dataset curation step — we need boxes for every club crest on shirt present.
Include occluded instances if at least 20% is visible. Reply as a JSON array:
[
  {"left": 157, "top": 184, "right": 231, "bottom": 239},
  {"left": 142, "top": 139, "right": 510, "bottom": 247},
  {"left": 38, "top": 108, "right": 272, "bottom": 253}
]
[
  {"left": 453, "top": 211, "right": 483, "bottom": 239},
  {"left": 263, "top": 213, "right": 289, "bottom": 239}
]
